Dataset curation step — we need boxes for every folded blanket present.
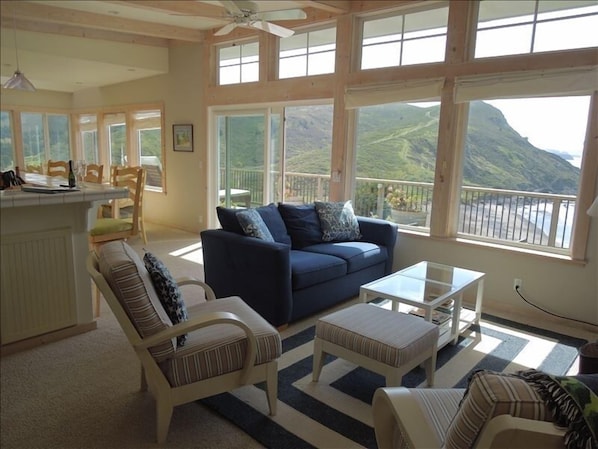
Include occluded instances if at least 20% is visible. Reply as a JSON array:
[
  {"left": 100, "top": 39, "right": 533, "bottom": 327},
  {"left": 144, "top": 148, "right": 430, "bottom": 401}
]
[{"left": 518, "top": 369, "right": 598, "bottom": 449}]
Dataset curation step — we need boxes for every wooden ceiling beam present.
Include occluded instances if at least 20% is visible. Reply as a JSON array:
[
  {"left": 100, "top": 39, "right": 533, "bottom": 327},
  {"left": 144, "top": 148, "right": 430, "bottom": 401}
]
[
  {"left": 294, "top": 1, "right": 351, "bottom": 14},
  {"left": 0, "top": 16, "right": 169, "bottom": 47},
  {"left": 107, "top": 1, "right": 227, "bottom": 19},
  {"left": 0, "top": 1, "right": 204, "bottom": 42}
]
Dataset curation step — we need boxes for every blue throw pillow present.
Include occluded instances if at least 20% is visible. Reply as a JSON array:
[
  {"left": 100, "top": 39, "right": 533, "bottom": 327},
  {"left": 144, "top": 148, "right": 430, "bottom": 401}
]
[
  {"left": 315, "top": 200, "right": 362, "bottom": 242},
  {"left": 217, "top": 204, "right": 291, "bottom": 244},
  {"left": 143, "top": 252, "right": 188, "bottom": 347},
  {"left": 278, "top": 203, "right": 323, "bottom": 248},
  {"left": 255, "top": 203, "right": 291, "bottom": 245},
  {"left": 216, "top": 206, "right": 244, "bottom": 234},
  {"left": 237, "top": 209, "right": 275, "bottom": 242}
]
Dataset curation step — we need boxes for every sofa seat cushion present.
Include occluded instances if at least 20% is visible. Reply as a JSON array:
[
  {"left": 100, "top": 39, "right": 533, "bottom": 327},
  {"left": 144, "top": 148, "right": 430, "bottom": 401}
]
[
  {"left": 302, "top": 242, "right": 388, "bottom": 274},
  {"left": 160, "top": 296, "right": 282, "bottom": 387},
  {"left": 290, "top": 250, "right": 347, "bottom": 290}
]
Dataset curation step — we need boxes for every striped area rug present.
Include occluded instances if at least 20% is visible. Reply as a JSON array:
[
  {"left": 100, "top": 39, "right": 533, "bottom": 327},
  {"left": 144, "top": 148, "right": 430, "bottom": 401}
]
[{"left": 200, "top": 312, "right": 587, "bottom": 449}]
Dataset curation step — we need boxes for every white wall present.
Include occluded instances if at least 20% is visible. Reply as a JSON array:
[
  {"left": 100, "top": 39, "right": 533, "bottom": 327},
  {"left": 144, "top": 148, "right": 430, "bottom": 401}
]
[
  {"left": 71, "top": 43, "right": 207, "bottom": 233},
  {"left": 394, "top": 195, "right": 598, "bottom": 330}
]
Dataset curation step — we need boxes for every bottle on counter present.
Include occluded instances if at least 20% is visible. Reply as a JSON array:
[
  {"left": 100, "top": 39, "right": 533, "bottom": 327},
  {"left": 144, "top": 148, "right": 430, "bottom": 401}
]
[{"left": 68, "top": 160, "right": 76, "bottom": 188}]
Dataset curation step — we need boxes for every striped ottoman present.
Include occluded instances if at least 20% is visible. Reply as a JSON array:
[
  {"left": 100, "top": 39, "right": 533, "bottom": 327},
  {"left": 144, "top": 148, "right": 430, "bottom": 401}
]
[{"left": 313, "top": 303, "right": 439, "bottom": 387}]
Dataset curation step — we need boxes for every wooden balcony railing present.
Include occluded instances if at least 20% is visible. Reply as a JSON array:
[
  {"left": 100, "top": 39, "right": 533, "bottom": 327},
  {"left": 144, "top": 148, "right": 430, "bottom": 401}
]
[{"left": 220, "top": 168, "right": 576, "bottom": 250}]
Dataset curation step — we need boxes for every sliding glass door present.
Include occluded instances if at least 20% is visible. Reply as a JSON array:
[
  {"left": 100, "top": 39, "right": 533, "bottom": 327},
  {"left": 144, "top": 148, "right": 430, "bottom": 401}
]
[{"left": 215, "top": 109, "right": 283, "bottom": 210}]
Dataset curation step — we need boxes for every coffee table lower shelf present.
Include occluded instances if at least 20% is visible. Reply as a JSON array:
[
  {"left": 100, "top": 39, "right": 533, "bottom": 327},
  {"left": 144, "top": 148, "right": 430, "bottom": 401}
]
[{"left": 393, "top": 303, "right": 479, "bottom": 350}]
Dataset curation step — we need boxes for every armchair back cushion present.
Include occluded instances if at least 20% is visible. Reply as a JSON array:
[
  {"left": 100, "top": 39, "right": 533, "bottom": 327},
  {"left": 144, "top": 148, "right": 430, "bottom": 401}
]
[
  {"left": 444, "top": 370, "right": 552, "bottom": 449},
  {"left": 98, "top": 241, "right": 175, "bottom": 360}
]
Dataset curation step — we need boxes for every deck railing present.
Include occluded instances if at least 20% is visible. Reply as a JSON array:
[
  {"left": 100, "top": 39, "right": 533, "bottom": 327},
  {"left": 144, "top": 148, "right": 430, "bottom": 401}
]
[{"left": 220, "top": 169, "right": 575, "bottom": 250}]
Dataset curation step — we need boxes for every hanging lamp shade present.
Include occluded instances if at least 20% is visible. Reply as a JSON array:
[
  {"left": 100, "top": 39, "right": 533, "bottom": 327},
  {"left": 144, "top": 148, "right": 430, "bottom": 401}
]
[
  {"left": 3, "top": 70, "right": 36, "bottom": 91},
  {"left": 2, "top": 8, "right": 36, "bottom": 92}
]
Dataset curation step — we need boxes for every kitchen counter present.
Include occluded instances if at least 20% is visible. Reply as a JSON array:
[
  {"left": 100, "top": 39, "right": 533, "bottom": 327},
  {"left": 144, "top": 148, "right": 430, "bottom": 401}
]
[{"left": 0, "top": 174, "right": 128, "bottom": 352}]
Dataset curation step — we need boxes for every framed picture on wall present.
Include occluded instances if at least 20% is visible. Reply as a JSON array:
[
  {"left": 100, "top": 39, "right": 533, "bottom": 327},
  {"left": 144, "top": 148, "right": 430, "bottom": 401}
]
[{"left": 173, "top": 124, "right": 193, "bottom": 152}]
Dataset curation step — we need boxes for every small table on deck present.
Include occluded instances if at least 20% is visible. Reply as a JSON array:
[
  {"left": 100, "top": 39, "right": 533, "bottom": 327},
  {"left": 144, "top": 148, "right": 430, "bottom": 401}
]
[
  {"left": 218, "top": 189, "right": 251, "bottom": 208},
  {"left": 359, "top": 261, "right": 485, "bottom": 351}
]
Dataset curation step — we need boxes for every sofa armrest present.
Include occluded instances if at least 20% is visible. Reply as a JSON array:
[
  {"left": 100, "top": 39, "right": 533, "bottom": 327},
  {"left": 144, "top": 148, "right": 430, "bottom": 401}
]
[
  {"left": 358, "top": 217, "right": 398, "bottom": 274},
  {"left": 200, "top": 229, "right": 293, "bottom": 326}
]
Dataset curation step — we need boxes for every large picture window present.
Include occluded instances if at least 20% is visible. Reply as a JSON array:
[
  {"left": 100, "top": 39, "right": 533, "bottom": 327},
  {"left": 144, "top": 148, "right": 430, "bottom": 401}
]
[
  {"left": 354, "top": 101, "right": 439, "bottom": 228},
  {"left": 456, "top": 91, "right": 591, "bottom": 253},
  {"left": 0, "top": 111, "right": 14, "bottom": 172},
  {"left": 21, "top": 112, "right": 70, "bottom": 168}
]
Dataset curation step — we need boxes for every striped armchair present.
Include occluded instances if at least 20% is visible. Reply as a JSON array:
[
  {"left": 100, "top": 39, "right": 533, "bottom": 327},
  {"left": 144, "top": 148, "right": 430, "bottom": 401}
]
[
  {"left": 86, "top": 240, "right": 281, "bottom": 444},
  {"left": 372, "top": 370, "right": 566, "bottom": 449}
]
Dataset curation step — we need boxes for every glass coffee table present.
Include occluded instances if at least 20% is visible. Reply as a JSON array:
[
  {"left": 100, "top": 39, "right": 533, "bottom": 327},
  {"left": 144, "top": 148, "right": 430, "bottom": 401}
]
[{"left": 359, "top": 261, "right": 485, "bottom": 350}]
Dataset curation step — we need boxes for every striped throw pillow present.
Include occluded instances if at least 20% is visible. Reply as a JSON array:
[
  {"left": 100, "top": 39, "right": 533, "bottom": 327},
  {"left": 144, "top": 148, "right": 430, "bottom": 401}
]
[{"left": 444, "top": 370, "right": 552, "bottom": 449}]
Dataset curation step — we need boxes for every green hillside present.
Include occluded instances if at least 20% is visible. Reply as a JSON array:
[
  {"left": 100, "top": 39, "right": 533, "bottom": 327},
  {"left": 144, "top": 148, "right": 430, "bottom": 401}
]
[{"left": 223, "top": 101, "right": 580, "bottom": 195}]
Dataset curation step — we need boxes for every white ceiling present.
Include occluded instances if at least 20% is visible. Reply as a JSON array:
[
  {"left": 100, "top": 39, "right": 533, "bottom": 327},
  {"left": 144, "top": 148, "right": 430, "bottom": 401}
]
[{"left": 0, "top": 0, "right": 348, "bottom": 93}]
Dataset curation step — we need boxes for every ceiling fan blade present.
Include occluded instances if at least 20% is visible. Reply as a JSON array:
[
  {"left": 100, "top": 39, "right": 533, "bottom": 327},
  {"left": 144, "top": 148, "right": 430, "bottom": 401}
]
[
  {"left": 220, "top": 0, "right": 259, "bottom": 14},
  {"left": 258, "top": 9, "right": 307, "bottom": 21},
  {"left": 219, "top": 0, "right": 242, "bottom": 14},
  {"left": 251, "top": 20, "right": 295, "bottom": 38},
  {"left": 214, "top": 22, "right": 238, "bottom": 36}
]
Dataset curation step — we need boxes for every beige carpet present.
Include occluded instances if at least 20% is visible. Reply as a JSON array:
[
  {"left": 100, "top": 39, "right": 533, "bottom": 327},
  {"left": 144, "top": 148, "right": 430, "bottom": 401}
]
[
  {"left": 1, "top": 224, "right": 593, "bottom": 449},
  {"left": 0, "top": 225, "right": 268, "bottom": 449}
]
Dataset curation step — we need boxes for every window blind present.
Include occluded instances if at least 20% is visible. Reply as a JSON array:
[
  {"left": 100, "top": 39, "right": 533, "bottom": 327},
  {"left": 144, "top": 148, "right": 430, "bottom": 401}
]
[
  {"left": 454, "top": 67, "right": 598, "bottom": 103},
  {"left": 345, "top": 78, "right": 445, "bottom": 109}
]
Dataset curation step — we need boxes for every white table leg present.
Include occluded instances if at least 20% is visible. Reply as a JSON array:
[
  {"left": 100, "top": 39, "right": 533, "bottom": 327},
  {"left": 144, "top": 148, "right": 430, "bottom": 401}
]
[
  {"left": 474, "top": 279, "right": 484, "bottom": 323},
  {"left": 451, "top": 295, "right": 462, "bottom": 345}
]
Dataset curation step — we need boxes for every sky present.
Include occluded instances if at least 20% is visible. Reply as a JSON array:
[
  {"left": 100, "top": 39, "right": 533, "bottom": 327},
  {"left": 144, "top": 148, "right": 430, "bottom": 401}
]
[{"left": 487, "top": 97, "right": 591, "bottom": 160}]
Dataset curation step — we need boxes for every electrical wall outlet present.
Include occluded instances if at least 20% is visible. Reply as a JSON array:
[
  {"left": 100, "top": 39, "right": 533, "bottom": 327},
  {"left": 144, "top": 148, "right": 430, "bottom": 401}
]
[{"left": 513, "top": 278, "right": 523, "bottom": 290}]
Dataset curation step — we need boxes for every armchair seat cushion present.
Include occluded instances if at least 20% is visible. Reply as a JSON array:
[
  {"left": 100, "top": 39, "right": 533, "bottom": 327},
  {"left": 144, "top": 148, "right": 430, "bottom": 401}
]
[
  {"left": 161, "top": 296, "right": 282, "bottom": 387},
  {"left": 90, "top": 217, "right": 134, "bottom": 236},
  {"left": 290, "top": 250, "right": 347, "bottom": 290},
  {"left": 302, "top": 241, "right": 388, "bottom": 274}
]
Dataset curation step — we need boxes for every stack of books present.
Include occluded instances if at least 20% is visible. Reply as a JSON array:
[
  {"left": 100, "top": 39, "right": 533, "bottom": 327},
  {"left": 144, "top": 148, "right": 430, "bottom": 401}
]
[
  {"left": 436, "top": 299, "right": 454, "bottom": 314},
  {"left": 408, "top": 307, "right": 451, "bottom": 325}
]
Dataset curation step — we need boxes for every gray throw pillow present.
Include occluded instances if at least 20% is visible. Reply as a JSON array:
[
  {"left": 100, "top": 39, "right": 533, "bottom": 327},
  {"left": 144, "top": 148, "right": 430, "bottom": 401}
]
[
  {"left": 237, "top": 208, "right": 275, "bottom": 242},
  {"left": 315, "top": 200, "right": 362, "bottom": 242},
  {"left": 143, "top": 252, "right": 188, "bottom": 347}
]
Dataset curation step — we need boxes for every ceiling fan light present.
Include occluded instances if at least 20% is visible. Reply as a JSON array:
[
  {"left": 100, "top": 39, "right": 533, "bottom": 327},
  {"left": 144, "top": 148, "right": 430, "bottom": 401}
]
[{"left": 3, "top": 70, "right": 36, "bottom": 92}]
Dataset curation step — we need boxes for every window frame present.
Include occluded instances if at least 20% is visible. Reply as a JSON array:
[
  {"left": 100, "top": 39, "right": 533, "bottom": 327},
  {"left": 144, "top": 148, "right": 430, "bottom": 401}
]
[
  {"left": 358, "top": 3, "right": 450, "bottom": 70},
  {"left": 72, "top": 103, "right": 165, "bottom": 191},
  {"left": 278, "top": 25, "right": 337, "bottom": 79},
  {"left": 217, "top": 40, "right": 260, "bottom": 86}
]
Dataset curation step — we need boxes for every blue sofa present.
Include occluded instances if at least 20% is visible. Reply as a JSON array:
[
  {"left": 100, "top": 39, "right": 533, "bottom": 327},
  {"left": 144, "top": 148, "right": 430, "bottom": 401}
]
[{"left": 200, "top": 203, "right": 398, "bottom": 327}]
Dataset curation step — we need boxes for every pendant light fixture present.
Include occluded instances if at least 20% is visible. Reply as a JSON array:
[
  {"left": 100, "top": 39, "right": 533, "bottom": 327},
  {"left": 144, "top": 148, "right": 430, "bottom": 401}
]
[{"left": 3, "top": 8, "right": 36, "bottom": 92}]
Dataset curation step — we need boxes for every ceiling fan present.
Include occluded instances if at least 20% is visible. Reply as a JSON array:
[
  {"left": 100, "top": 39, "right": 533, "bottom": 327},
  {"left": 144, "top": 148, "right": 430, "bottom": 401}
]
[{"left": 214, "top": 1, "right": 306, "bottom": 38}]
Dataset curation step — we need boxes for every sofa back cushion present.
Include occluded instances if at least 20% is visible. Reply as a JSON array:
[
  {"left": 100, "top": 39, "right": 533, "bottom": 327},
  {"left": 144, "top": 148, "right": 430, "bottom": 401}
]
[
  {"left": 278, "top": 203, "right": 323, "bottom": 249},
  {"left": 98, "top": 240, "right": 175, "bottom": 360},
  {"left": 217, "top": 204, "right": 291, "bottom": 245},
  {"left": 444, "top": 370, "right": 552, "bottom": 449}
]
